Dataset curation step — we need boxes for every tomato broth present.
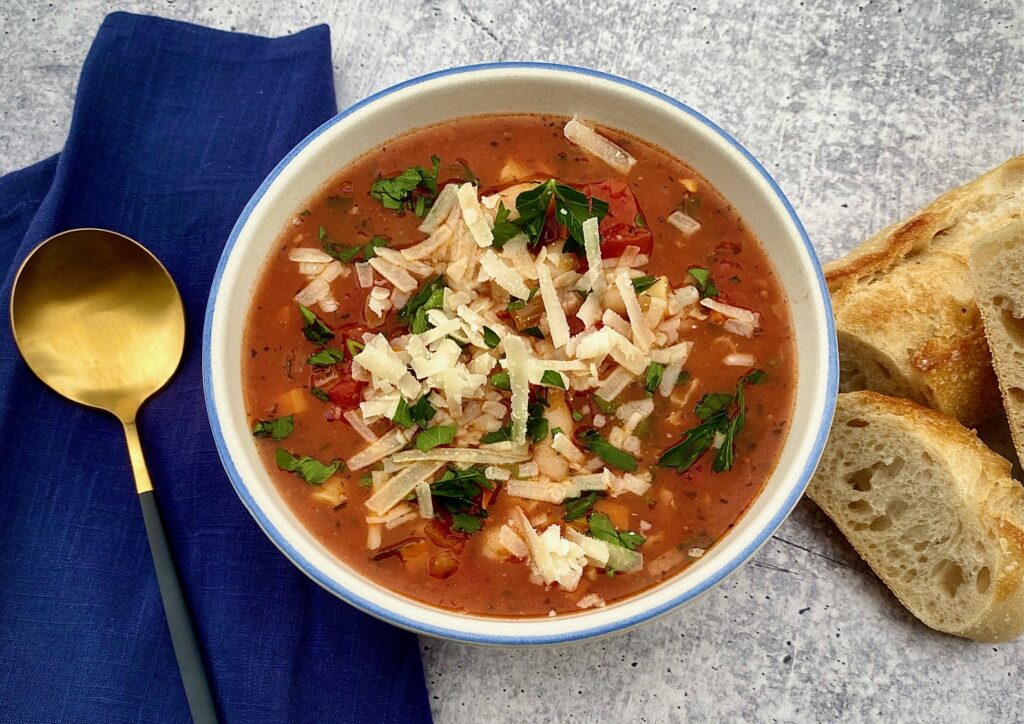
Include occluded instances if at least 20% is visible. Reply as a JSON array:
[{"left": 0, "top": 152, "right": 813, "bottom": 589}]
[{"left": 243, "top": 114, "right": 795, "bottom": 616}]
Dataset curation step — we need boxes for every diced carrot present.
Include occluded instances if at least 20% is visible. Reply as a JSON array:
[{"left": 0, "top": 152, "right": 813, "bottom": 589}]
[
  {"left": 276, "top": 388, "right": 308, "bottom": 416},
  {"left": 593, "top": 499, "right": 630, "bottom": 530}
]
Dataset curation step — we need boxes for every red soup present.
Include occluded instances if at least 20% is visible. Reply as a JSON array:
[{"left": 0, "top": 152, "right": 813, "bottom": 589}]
[{"left": 243, "top": 114, "right": 795, "bottom": 616}]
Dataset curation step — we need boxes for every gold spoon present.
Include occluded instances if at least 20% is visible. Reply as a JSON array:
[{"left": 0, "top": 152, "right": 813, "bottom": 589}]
[{"left": 9, "top": 228, "right": 218, "bottom": 724}]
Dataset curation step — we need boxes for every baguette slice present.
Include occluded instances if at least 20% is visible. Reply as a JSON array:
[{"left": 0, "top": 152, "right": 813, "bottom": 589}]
[
  {"left": 807, "top": 391, "right": 1024, "bottom": 642},
  {"left": 969, "top": 220, "right": 1024, "bottom": 465},
  {"left": 826, "top": 156, "right": 1024, "bottom": 427}
]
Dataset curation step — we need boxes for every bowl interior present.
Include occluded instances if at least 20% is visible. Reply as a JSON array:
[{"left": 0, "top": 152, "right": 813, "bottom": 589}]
[{"left": 205, "top": 64, "right": 836, "bottom": 644}]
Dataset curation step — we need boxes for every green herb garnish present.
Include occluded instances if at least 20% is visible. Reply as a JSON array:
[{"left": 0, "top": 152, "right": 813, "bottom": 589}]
[
  {"left": 521, "top": 326, "right": 545, "bottom": 340},
  {"left": 275, "top": 448, "right": 342, "bottom": 486},
  {"left": 480, "top": 425, "right": 512, "bottom": 444},
  {"left": 506, "top": 286, "right": 538, "bottom": 312},
  {"left": 414, "top": 425, "right": 457, "bottom": 452},
  {"left": 298, "top": 304, "right": 334, "bottom": 345},
  {"left": 687, "top": 267, "right": 719, "bottom": 299},
  {"left": 252, "top": 415, "right": 294, "bottom": 441},
  {"left": 540, "top": 370, "right": 566, "bottom": 389},
  {"left": 483, "top": 327, "right": 501, "bottom": 349},
  {"left": 490, "top": 202, "right": 523, "bottom": 250},
  {"left": 631, "top": 275, "right": 658, "bottom": 295},
  {"left": 588, "top": 510, "right": 645, "bottom": 550},
  {"left": 358, "top": 473, "right": 373, "bottom": 488},
  {"left": 564, "top": 491, "right": 601, "bottom": 521},
  {"left": 306, "top": 347, "right": 345, "bottom": 366},
  {"left": 592, "top": 395, "right": 618, "bottom": 415},
  {"left": 310, "top": 387, "right": 330, "bottom": 403},
  {"left": 346, "top": 339, "right": 365, "bottom": 357},
  {"left": 398, "top": 275, "right": 446, "bottom": 332},
  {"left": 644, "top": 362, "right": 664, "bottom": 396},
  {"left": 322, "top": 235, "right": 389, "bottom": 264},
  {"left": 513, "top": 180, "right": 609, "bottom": 251},
  {"left": 576, "top": 428, "right": 637, "bottom": 472},
  {"left": 369, "top": 156, "right": 441, "bottom": 215},
  {"left": 657, "top": 369, "right": 767, "bottom": 473},
  {"left": 431, "top": 465, "right": 493, "bottom": 533},
  {"left": 489, "top": 371, "right": 511, "bottom": 391}
]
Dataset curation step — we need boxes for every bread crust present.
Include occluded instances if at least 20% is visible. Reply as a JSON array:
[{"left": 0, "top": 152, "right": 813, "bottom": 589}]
[
  {"left": 826, "top": 156, "right": 1024, "bottom": 426},
  {"left": 808, "top": 391, "right": 1024, "bottom": 643},
  {"left": 969, "top": 220, "right": 1024, "bottom": 470}
]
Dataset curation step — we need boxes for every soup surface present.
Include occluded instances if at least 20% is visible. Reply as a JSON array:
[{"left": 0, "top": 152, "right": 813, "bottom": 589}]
[{"left": 243, "top": 114, "right": 795, "bottom": 616}]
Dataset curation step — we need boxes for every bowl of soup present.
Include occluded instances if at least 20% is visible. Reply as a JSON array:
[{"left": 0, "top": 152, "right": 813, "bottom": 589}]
[{"left": 204, "top": 63, "right": 837, "bottom": 644}]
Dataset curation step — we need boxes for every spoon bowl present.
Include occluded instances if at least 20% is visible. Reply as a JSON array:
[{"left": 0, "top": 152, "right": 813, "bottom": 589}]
[{"left": 10, "top": 228, "right": 185, "bottom": 421}]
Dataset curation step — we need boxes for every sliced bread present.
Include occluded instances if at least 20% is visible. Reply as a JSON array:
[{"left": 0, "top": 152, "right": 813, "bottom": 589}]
[
  {"left": 825, "top": 156, "right": 1024, "bottom": 427},
  {"left": 807, "top": 390, "right": 1024, "bottom": 642},
  {"left": 969, "top": 220, "right": 1024, "bottom": 467}
]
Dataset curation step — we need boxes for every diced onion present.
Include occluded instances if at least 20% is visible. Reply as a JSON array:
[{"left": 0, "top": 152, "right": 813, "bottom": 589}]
[
  {"left": 563, "top": 116, "right": 637, "bottom": 175},
  {"left": 701, "top": 298, "right": 760, "bottom": 326},
  {"left": 288, "top": 247, "right": 334, "bottom": 263},
  {"left": 724, "top": 352, "right": 756, "bottom": 367},
  {"left": 724, "top": 318, "right": 755, "bottom": 338},
  {"left": 355, "top": 262, "right": 374, "bottom": 288}
]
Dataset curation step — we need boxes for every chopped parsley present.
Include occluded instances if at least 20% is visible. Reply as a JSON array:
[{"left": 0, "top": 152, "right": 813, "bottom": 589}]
[
  {"left": 506, "top": 286, "right": 538, "bottom": 312},
  {"left": 521, "top": 326, "right": 545, "bottom": 340},
  {"left": 431, "top": 465, "right": 493, "bottom": 533},
  {"left": 588, "top": 510, "right": 645, "bottom": 550},
  {"left": 563, "top": 491, "right": 600, "bottom": 521},
  {"left": 527, "top": 393, "right": 550, "bottom": 444},
  {"left": 483, "top": 327, "right": 501, "bottom": 349},
  {"left": 571, "top": 409, "right": 584, "bottom": 422},
  {"left": 480, "top": 425, "right": 512, "bottom": 444},
  {"left": 298, "top": 304, "right": 334, "bottom": 345},
  {"left": 631, "top": 275, "right": 658, "bottom": 294},
  {"left": 512, "top": 180, "right": 609, "bottom": 252},
  {"left": 252, "top": 415, "right": 294, "bottom": 441},
  {"left": 345, "top": 338, "right": 365, "bottom": 357},
  {"left": 358, "top": 473, "right": 373, "bottom": 488},
  {"left": 657, "top": 369, "right": 767, "bottom": 474},
  {"left": 489, "top": 371, "right": 511, "bottom": 391},
  {"left": 414, "top": 424, "right": 457, "bottom": 452},
  {"left": 306, "top": 347, "right": 345, "bottom": 366},
  {"left": 576, "top": 428, "right": 638, "bottom": 472},
  {"left": 322, "top": 235, "right": 389, "bottom": 263},
  {"left": 539, "top": 370, "right": 566, "bottom": 389},
  {"left": 310, "top": 387, "right": 330, "bottom": 403},
  {"left": 634, "top": 213, "right": 646, "bottom": 228},
  {"left": 275, "top": 448, "right": 342, "bottom": 486},
  {"left": 643, "top": 362, "right": 664, "bottom": 396},
  {"left": 369, "top": 156, "right": 441, "bottom": 215},
  {"left": 592, "top": 395, "right": 618, "bottom": 415},
  {"left": 687, "top": 267, "right": 719, "bottom": 299},
  {"left": 490, "top": 202, "right": 522, "bottom": 249},
  {"left": 398, "top": 276, "right": 446, "bottom": 333},
  {"left": 393, "top": 395, "right": 438, "bottom": 429}
]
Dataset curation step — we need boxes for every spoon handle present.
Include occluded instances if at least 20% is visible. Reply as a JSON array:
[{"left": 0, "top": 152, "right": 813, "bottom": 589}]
[{"left": 124, "top": 421, "right": 219, "bottom": 724}]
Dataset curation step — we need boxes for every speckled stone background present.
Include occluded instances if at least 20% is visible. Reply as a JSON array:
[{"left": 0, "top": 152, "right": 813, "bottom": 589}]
[{"left": 2, "top": 1, "right": 1023, "bottom": 721}]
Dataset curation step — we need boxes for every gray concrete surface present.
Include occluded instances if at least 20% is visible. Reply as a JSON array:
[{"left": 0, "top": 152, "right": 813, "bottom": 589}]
[{"left": 2, "top": 1, "right": 1022, "bottom": 721}]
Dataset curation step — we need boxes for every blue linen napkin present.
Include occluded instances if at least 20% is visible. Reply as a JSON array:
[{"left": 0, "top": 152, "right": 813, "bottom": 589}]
[{"left": 0, "top": 13, "right": 431, "bottom": 723}]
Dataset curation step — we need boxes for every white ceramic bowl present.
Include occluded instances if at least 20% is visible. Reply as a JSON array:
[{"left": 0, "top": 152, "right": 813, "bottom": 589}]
[{"left": 204, "top": 63, "right": 838, "bottom": 645}]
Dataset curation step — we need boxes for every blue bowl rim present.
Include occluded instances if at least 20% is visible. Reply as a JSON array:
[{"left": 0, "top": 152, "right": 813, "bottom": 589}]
[{"left": 202, "top": 61, "right": 839, "bottom": 645}]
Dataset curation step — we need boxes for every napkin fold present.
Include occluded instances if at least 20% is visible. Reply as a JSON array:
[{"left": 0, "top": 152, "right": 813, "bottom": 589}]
[{"left": 0, "top": 13, "right": 431, "bottom": 723}]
